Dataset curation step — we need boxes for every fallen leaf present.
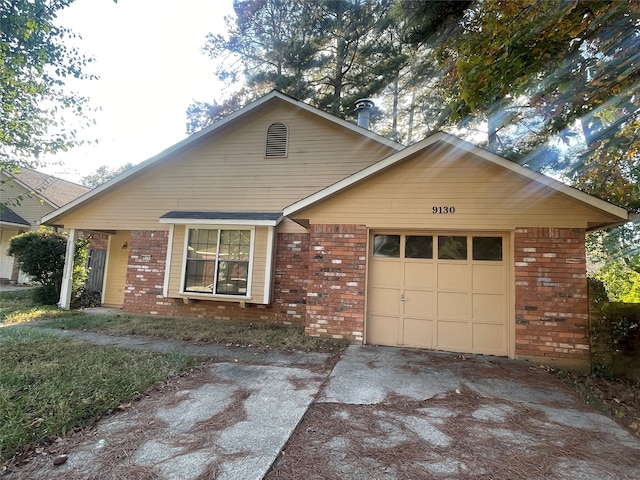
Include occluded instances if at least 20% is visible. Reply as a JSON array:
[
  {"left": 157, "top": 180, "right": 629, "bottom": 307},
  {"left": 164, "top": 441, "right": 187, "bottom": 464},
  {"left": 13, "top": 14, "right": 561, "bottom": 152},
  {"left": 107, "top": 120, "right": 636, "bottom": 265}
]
[{"left": 29, "top": 418, "right": 44, "bottom": 428}]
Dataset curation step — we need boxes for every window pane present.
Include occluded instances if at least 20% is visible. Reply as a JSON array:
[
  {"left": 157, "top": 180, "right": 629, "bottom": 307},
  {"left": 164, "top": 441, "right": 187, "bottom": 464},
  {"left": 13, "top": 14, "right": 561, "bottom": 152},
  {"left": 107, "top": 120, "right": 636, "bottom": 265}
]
[
  {"left": 216, "top": 261, "right": 248, "bottom": 295},
  {"left": 473, "top": 237, "right": 503, "bottom": 261},
  {"left": 438, "top": 236, "right": 467, "bottom": 260},
  {"left": 187, "top": 229, "right": 217, "bottom": 260},
  {"left": 184, "top": 259, "right": 215, "bottom": 293},
  {"left": 406, "top": 236, "right": 433, "bottom": 259},
  {"left": 220, "top": 229, "right": 251, "bottom": 261},
  {"left": 373, "top": 235, "right": 400, "bottom": 257},
  {"left": 215, "top": 229, "right": 251, "bottom": 295},
  {"left": 184, "top": 228, "right": 251, "bottom": 296}
]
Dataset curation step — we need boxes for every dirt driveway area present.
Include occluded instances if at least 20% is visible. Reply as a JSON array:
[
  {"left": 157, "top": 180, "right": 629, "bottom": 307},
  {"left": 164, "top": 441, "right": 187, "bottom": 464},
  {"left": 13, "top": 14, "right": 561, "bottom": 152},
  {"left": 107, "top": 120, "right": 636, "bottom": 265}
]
[{"left": 5, "top": 335, "right": 640, "bottom": 480}]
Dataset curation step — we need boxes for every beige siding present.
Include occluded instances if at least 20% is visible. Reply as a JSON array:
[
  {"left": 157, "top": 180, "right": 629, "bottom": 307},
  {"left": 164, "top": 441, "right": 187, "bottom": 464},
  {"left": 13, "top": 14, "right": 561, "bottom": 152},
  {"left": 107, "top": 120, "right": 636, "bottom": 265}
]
[
  {"left": 298, "top": 150, "right": 619, "bottom": 229},
  {"left": 277, "top": 218, "right": 308, "bottom": 234},
  {"left": 103, "top": 231, "right": 130, "bottom": 306},
  {"left": 53, "top": 102, "right": 396, "bottom": 231},
  {"left": 0, "top": 228, "right": 20, "bottom": 279},
  {"left": 167, "top": 225, "right": 270, "bottom": 304}
]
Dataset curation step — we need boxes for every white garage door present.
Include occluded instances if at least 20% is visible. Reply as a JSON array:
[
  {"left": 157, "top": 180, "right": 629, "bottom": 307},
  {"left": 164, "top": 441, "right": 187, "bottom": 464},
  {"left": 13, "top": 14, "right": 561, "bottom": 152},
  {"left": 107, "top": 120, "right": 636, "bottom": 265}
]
[{"left": 367, "top": 232, "right": 509, "bottom": 356}]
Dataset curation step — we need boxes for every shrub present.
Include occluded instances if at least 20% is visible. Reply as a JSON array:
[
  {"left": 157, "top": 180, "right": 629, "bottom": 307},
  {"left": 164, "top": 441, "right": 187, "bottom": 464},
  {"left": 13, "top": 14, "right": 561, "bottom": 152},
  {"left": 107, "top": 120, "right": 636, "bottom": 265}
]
[{"left": 7, "top": 230, "right": 90, "bottom": 306}]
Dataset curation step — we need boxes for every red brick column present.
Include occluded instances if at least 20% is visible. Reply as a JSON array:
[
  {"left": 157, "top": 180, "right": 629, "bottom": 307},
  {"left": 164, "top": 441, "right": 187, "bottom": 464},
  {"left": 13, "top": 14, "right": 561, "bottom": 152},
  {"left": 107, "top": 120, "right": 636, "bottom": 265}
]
[
  {"left": 272, "top": 233, "right": 309, "bottom": 321},
  {"left": 306, "top": 224, "right": 367, "bottom": 342},
  {"left": 514, "top": 227, "right": 590, "bottom": 371},
  {"left": 123, "top": 230, "right": 170, "bottom": 314}
]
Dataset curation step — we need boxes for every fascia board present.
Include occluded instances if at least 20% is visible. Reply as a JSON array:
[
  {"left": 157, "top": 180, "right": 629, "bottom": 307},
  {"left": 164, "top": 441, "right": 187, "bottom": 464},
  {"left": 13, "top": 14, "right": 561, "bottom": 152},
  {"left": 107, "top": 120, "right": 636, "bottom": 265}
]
[{"left": 158, "top": 217, "right": 283, "bottom": 227}]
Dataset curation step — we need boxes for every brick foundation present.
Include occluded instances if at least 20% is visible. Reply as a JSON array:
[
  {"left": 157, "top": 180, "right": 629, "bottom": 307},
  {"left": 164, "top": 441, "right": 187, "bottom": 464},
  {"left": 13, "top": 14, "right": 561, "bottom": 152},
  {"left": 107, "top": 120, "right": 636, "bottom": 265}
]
[
  {"left": 305, "top": 224, "right": 367, "bottom": 342},
  {"left": 122, "top": 230, "right": 310, "bottom": 326},
  {"left": 514, "top": 227, "right": 590, "bottom": 372}
]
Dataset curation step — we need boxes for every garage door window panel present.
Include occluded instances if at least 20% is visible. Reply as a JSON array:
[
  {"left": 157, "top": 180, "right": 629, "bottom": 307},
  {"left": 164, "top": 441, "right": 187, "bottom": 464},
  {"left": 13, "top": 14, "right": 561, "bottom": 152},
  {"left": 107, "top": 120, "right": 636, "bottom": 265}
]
[
  {"left": 406, "top": 235, "right": 433, "bottom": 259},
  {"left": 438, "top": 236, "right": 467, "bottom": 260},
  {"left": 472, "top": 236, "right": 503, "bottom": 261},
  {"left": 373, "top": 234, "right": 400, "bottom": 257}
]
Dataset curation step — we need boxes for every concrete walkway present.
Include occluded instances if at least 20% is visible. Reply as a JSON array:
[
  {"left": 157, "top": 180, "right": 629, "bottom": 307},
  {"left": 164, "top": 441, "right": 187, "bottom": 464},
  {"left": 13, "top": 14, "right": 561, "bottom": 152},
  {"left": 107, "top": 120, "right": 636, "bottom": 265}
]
[
  {"left": 0, "top": 284, "right": 35, "bottom": 293},
  {"left": 5, "top": 329, "right": 332, "bottom": 480}
]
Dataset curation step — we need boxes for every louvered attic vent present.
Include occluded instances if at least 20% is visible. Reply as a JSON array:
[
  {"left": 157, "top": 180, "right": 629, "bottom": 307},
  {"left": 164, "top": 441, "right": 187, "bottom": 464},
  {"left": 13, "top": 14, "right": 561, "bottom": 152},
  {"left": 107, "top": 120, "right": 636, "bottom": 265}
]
[{"left": 265, "top": 122, "right": 288, "bottom": 157}]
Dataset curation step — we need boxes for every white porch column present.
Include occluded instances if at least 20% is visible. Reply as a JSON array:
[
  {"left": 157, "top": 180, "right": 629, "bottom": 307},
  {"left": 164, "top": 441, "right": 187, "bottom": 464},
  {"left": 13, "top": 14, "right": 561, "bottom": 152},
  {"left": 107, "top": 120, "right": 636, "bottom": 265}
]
[{"left": 58, "top": 228, "right": 78, "bottom": 310}]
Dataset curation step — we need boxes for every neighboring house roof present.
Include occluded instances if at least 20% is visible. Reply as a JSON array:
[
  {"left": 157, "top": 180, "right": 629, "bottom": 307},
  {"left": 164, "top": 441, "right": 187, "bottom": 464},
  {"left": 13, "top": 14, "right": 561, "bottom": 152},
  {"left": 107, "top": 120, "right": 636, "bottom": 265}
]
[
  {"left": 42, "top": 91, "right": 403, "bottom": 225},
  {"left": 283, "top": 131, "right": 629, "bottom": 230},
  {"left": 0, "top": 204, "right": 30, "bottom": 227},
  {"left": 3, "top": 168, "right": 90, "bottom": 208}
]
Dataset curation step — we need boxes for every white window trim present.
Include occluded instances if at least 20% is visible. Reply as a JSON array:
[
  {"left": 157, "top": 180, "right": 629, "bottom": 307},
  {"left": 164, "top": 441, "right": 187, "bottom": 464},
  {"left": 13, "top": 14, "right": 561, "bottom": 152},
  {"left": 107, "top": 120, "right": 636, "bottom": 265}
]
[
  {"left": 179, "top": 224, "right": 255, "bottom": 300},
  {"left": 162, "top": 224, "right": 175, "bottom": 297},
  {"left": 263, "top": 226, "right": 276, "bottom": 303}
]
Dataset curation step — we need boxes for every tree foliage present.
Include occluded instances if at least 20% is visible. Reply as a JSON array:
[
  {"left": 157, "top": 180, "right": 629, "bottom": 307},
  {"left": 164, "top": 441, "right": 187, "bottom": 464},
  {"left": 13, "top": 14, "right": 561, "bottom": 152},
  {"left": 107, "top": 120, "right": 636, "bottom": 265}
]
[
  {"left": 425, "top": 1, "right": 639, "bottom": 155},
  {"left": 0, "top": 0, "right": 99, "bottom": 170},
  {"left": 190, "top": 0, "right": 404, "bottom": 131},
  {"left": 7, "top": 229, "right": 89, "bottom": 305},
  {"left": 80, "top": 162, "right": 135, "bottom": 188}
]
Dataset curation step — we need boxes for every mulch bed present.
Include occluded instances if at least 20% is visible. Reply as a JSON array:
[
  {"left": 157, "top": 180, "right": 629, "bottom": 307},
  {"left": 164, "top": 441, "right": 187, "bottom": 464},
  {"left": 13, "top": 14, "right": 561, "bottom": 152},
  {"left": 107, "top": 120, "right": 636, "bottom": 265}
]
[{"left": 558, "top": 372, "right": 640, "bottom": 440}]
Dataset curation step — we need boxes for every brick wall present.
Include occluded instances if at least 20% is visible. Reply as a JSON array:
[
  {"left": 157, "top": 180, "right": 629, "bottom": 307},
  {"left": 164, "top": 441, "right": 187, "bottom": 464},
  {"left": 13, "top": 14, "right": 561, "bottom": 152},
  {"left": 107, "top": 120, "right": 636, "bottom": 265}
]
[
  {"left": 121, "top": 230, "right": 309, "bottom": 326},
  {"left": 83, "top": 232, "right": 109, "bottom": 251},
  {"left": 123, "top": 230, "right": 169, "bottom": 314},
  {"left": 272, "top": 233, "right": 309, "bottom": 321},
  {"left": 514, "top": 227, "right": 590, "bottom": 371},
  {"left": 306, "top": 224, "right": 367, "bottom": 342}
]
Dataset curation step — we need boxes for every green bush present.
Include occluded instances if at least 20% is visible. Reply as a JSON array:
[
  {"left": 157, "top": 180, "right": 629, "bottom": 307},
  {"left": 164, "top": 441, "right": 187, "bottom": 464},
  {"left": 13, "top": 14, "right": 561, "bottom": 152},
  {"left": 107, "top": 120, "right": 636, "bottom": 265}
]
[
  {"left": 590, "top": 277, "right": 640, "bottom": 380},
  {"left": 7, "top": 230, "right": 90, "bottom": 306}
]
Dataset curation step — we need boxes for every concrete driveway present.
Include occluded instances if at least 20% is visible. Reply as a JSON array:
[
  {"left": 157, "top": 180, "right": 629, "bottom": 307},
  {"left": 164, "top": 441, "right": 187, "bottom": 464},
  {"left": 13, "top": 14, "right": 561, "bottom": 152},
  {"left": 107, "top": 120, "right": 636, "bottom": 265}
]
[
  {"left": 270, "top": 346, "right": 640, "bottom": 479},
  {"left": 6, "top": 336, "right": 640, "bottom": 480}
]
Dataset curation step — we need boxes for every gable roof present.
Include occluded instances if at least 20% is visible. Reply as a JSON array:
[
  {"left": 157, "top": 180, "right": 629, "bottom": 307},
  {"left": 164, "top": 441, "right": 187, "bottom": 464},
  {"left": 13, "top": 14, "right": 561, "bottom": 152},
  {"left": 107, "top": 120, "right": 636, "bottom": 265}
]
[
  {"left": 42, "top": 91, "right": 403, "bottom": 225},
  {"left": 3, "top": 168, "right": 90, "bottom": 208},
  {"left": 283, "top": 132, "right": 629, "bottom": 230},
  {"left": 0, "top": 204, "right": 30, "bottom": 227}
]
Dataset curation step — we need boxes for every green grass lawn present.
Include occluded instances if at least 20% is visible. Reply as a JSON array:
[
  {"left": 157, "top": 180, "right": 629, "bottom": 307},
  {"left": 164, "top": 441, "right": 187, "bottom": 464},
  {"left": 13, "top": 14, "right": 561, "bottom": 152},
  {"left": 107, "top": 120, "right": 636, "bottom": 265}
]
[
  {"left": 0, "top": 327, "right": 198, "bottom": 463},
  {"left": 0, "top": 290, "right": 347, "bottom": 463},
  {"left": 42, "top": 313, "right": 348, "bottom": 353},
  {"left": 0, "top": 288, "right": 72, "bottom": 325}
]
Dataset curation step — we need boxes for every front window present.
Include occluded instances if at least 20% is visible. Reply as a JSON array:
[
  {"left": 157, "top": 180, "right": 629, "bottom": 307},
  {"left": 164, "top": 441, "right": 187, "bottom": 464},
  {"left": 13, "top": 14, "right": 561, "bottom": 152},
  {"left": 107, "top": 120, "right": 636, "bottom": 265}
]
[{"left": 184, "top": 228, "right": 252, "bottom": 296}]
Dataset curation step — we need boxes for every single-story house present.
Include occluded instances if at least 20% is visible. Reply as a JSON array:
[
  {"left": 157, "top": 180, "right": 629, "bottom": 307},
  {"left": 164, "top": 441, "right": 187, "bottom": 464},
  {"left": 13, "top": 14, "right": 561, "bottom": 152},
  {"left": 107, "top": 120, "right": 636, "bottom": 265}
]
[
  {"left": 42, "top": 91, "right": 629, "bottom": 371},
  {"left": 0, "top": 168, "right": 90, "bottom": 283}
]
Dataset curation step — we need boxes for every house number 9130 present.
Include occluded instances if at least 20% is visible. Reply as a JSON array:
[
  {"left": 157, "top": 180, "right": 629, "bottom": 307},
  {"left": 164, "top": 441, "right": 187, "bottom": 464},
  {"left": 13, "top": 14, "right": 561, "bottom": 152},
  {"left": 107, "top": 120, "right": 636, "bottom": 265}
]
[{"left": 432, "top": 206, "right": 456, "bottom": 214}]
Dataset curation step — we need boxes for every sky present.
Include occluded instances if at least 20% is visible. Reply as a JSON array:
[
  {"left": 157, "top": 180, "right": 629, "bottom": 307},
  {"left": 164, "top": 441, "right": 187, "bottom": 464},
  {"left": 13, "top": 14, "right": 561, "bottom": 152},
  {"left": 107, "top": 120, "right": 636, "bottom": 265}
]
[{"left": 42, "top": 0, "right": 235, "bottom": 183}]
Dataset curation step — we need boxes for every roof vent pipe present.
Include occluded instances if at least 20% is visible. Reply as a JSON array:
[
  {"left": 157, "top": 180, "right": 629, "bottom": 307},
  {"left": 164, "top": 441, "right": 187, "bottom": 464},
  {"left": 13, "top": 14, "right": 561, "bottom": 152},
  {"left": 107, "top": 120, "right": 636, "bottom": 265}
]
[{"left": 355, "top": 98, "right": 374, "bottom": 129}]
